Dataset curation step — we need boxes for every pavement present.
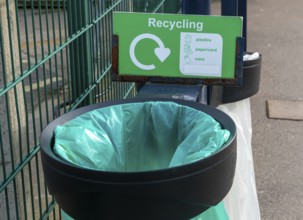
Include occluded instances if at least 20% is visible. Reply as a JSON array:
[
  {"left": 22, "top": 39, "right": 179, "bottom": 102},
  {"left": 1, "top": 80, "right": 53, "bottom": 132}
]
[{"left": 245, "top": 0, "right": 303, "bottom": 219}]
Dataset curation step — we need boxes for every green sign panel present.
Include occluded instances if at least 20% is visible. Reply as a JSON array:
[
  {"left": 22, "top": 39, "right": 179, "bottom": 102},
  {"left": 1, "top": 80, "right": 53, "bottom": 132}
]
[{"left": 113, "top": 12, "right": 242, "bottom": 79}]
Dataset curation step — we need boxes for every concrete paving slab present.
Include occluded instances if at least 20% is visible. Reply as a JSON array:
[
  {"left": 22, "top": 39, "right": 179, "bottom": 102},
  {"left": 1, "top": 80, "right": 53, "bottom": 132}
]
[{"left": 267, "top": 100, "right": 303, "bottom": 120}]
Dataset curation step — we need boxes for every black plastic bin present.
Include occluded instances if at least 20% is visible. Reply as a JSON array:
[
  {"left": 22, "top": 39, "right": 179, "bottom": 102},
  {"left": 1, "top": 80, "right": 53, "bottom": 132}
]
[
  {"left": 221, "top": 52, "right": 262, "bottom": 103},
  {"left": 40, "top": 98, "right": 237, "bottom": 220}
]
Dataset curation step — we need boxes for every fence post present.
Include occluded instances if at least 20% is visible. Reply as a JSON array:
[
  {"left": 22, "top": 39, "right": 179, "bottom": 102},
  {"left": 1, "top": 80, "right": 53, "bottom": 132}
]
[
  {"left": 183, "top": 0, "right": 211, "bottom": 15},
  {"left": 67, "top": 0, "right": 93, "bottom": 107},
  {"left": 238, "top": 0, "right": 247, "bottom": 51},
  {"left": 164, "top": 0, "right": 181, "bottom": 13},
  {"left": 221, "top": 0, "right": 238, "bottom": 16},
  {"left": 221, "top": 0, "right": 246, "bottom": 51}
]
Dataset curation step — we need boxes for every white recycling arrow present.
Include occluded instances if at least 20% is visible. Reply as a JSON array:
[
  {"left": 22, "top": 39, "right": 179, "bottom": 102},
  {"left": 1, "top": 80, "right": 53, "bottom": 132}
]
[{"left": 129, "top": 33, "right": 171, "bottom": 70}]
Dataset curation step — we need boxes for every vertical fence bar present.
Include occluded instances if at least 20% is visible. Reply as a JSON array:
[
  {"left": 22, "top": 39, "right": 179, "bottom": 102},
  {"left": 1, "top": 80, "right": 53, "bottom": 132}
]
[
  {"left": 57, "top": 0, "right": 67, "bottom": 116},
  {"left": 67, "top": 0, "right": 93, "bottom": 107},
  {"left": 50, "top": 0, "right": 60, "bottom": 118}
]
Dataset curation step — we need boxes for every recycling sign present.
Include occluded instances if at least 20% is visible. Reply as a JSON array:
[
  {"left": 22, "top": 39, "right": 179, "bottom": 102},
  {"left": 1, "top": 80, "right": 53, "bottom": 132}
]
[{"left": 113, "top": 12, "right": 242, "bottom": 79}]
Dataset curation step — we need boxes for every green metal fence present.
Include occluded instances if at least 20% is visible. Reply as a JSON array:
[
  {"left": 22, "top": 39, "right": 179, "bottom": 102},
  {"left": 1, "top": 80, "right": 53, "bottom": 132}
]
[{"left": 0, "top": 0, "right": 180, "bottom": 219}]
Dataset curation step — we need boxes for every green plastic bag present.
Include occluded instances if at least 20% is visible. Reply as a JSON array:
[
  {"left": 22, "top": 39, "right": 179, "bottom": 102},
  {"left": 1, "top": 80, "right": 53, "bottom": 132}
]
[
  {"left": 62, "top": 202, "right": 229, "bottom": 220},
  {"left": 191, "top": 202, "right": 229, "bottom": 220},
  {"left": 54, "top": 101, "right": 230, "bottom": 171}
]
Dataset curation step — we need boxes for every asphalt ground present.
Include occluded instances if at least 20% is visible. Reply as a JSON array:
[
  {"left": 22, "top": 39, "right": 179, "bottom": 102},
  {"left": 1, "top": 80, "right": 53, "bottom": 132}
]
[{"left": 246, "top": 0, "right": 303, "bottom": 219}]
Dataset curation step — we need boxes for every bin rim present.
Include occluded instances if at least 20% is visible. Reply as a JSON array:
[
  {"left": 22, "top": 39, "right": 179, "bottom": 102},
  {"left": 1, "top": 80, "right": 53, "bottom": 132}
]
[{"left": 40, "top": 98, "right": 236, "bottom": 177}]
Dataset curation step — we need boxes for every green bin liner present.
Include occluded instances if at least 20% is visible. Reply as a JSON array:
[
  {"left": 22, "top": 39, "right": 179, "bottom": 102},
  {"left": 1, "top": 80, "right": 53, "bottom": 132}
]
[{"left": 62, "top": 201, "right": 228, "bottom": 220}]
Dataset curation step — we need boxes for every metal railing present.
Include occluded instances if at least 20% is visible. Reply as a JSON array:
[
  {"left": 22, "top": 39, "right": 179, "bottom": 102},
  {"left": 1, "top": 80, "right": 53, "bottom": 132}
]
[{"left": 0, "top": 0, "right": 181, "bottom": 219}]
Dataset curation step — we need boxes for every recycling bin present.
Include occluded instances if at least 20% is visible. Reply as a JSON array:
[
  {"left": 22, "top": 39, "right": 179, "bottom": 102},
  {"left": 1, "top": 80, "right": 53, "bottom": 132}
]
[
  {"left": 221, "top": 52, "right": 262, "bottom": 103},
  {"left": 40, "top": 98, "right": 237, "bottom": 220}
]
